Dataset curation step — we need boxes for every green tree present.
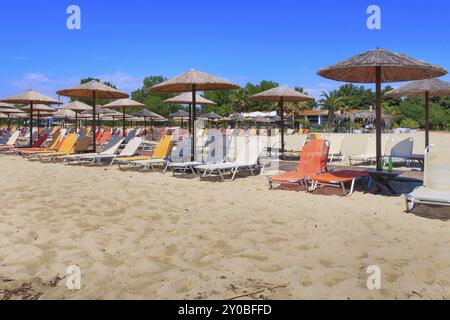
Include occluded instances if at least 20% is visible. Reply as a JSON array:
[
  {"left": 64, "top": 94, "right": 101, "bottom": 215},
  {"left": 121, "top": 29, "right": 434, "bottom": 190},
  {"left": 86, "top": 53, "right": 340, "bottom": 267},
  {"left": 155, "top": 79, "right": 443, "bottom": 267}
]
[{"left": 319, "top": 91, "right": 346, "bottom": 131}]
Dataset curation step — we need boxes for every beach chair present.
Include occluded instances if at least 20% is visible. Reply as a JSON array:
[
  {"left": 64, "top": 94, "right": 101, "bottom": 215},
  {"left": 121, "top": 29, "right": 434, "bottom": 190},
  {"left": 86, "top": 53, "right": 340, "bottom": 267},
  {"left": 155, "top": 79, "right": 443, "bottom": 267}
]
[
  {"left": 0, "top": 131, "right": 20, "bottom": 150},
  {"left": 268, "top": 140, "right": 329, "bottom": 189},
  {"left": 326, "top": 134, "right": 345, "bottom": 163},
  {"left": 116, "top": 135, "right": 174, "bottom": 171},
  {"left": 35, "top": 134, "right": 79, "bottom": 161},
  {"left": 405, "top": 146, "right": 450, "bottom": 212},
  {"left": 167, "top": 134, "right": 230, "bottom": 176},
  {"left": 196, "top": 137, "right": 267, "bottom": 181},
  {"left": 383, "top": 137, "right": 414, "bottom": 166},
  {"left": 348, "top": 135, "right": 377, "bottom": 165},
  {"left": 88, "top": 137, "right": 145, "bottom": 166},
  {"left": 17, "top": 131, "right": 65, "bottom": 157},
  {"left": 307, "top": 170, "right": 370, "bottom": 196},
  {"left": 38, "top": 137, "right": 91, "bottom": 162},
  {"left": 63, "top": 134, "right": 124, "bottom": 165}
]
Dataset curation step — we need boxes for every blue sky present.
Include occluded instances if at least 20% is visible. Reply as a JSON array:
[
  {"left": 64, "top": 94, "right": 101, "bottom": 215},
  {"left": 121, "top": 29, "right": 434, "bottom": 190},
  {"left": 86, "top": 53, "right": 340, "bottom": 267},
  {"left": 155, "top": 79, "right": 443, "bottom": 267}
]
[{"left": 0, "top": 0, "right": 449, "bottom": 101}]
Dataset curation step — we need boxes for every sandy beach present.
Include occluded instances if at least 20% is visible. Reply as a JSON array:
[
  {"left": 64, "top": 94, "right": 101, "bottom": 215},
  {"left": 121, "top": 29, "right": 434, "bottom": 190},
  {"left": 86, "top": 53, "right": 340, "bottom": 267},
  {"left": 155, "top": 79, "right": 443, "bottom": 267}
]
[{"left": 1, "top": 155, "right": 450, "bottom": 300}]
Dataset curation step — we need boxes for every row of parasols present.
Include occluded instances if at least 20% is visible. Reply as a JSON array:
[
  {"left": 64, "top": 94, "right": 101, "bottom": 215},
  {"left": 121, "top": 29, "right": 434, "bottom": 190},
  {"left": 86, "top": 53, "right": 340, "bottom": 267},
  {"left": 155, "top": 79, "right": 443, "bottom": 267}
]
[{"left": 1, "top": 48, "right": 450, "bottom": 168}]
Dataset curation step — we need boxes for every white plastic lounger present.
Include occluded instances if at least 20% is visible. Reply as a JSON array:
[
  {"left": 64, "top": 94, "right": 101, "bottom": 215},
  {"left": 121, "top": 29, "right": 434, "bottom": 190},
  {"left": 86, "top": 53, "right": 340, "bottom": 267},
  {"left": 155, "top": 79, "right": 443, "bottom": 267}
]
[
  {"left": 166, "top": 135, "right": 230, "bottom": 176},
  {"left": 63, "top": 135, "right": 124, "bottom": 165},
  {"left": 196, "top": 137, "right": 267, "bottom": 181},
  {"left": 406, "top": 145, "right": 450, "bottom": 212},
  {"left": 325, "top": 134, "right": 345, "bottom": 163},
  {"left": 348, "top": 135, "right": 387, "bottom": 165},
  {"left": 90, "top": 137, "right": 144, "bottom": 166},
  {"left": 383, "top": 137, "right": 414, "bottom": 165}
]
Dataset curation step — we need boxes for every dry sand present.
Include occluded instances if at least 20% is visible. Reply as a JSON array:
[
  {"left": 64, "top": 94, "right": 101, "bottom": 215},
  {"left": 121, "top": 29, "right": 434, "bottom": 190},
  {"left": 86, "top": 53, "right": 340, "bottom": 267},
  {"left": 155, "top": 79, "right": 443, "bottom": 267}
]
[{"left": 1, "top": 155, "right": 450, "bottom": 300}]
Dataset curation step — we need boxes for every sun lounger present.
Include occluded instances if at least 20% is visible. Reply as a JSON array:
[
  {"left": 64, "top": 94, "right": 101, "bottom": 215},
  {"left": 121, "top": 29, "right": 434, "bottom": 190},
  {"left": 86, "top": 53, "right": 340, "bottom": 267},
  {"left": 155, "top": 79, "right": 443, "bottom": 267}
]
[
  {"left": 348, "top": 135, "right": 387, "bottom": 165},
  {"left": 406, "top": 145, "right": 450, "bottom": 212},
  {"left": 0, "top": 131, "right": 20, "bottom": 150},
  {"left": 268, "top": 140, "right": 329, "bottom": 189},
  {"left": 307, "top": 170, "right": 369, "bottom": 196},
  {"left": 117, "top": 135, "right": 174, "bottom": 171},
  {"left": 196, "top": 137, "right": 267, "bottom": 181},
  {"left": 18, "top": 131, "right": 65, "bottom": 157},
  {"left": 35, "top": 134, "right": 79, "bottom": 161},
  {"left": 63, "top": 134, "right": 124, "bottom": 165},
  {"left": 383, "top": 137, "right": 414, "bottom": 166},
  {"left": 325, "top": 134, "right": 345, "bottom": 163},
  {"left": 167, "top": 134, "right": 230, "bottom": 176},
  {"left": 87, "top": 137, "right": 145, "bottom": 166}
]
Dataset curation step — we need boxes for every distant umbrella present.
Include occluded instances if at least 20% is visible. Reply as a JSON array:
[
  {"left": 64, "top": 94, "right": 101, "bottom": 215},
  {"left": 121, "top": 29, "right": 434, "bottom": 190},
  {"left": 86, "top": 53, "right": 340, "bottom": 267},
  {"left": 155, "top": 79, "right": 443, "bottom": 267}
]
[
  {"left": 0, "top": 106, "right": 24, "bottom": 130},
  {"left": 318, "top": 48, "right": 447, "bottom": 169},
  {"left": 151, "top": 70, "right": 239, "bottom": 161},
  {"left": 0, "top": 90, "right": 61, "bottom": 146},
  {"left": 103, "top": 99, "right": 146, "bottom": 137},
  {"left": 58, "top": 101, "right": 92, "bottom": 131},
  {"left": 57, "top": 80, "right": 129, "bottom": 152},
  {"left": 385, "top": 78, "right": 450, "bottom": 148},
  {"left": 199, "top": 112, "right": 223, "bottom": 121},
  {"left": 170, "top": 110, "right": 190, "bottom": 129},
  {"left": 132, "top": 109, "right": 164, "bottom": 135},
  {"left": 250, "top": 86, "right": 314, "bottom": 155}
]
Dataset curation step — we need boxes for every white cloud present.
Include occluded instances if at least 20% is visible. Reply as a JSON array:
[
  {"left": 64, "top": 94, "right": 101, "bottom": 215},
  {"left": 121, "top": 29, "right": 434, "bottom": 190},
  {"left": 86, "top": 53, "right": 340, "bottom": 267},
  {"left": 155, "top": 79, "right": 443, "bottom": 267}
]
[
  {"left": 8, "top": 56, "right": 30, "bottom": 61},
  {"left": 94, "top": 72, "right": 144, "bottom": 93}
]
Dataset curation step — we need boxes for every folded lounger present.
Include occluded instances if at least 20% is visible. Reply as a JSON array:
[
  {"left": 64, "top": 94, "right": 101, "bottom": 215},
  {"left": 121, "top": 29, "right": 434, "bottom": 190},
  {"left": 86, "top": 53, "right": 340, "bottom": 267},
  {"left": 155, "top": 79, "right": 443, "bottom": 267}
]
[
  {"left": 196, "top": 137, "right": 267, "bottom": 181},
  {"left": 268, "top": 139, "right": 329, "bottom": 189},
  {"left": 406, "top": 145, "right": 450, "bottom": 212}
]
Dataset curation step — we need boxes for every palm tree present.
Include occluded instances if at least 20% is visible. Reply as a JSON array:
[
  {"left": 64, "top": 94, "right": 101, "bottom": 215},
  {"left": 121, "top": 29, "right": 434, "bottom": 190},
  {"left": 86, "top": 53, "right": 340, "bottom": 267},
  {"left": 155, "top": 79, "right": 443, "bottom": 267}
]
[
  {"left": 319, "top": 91, "right": 346, "bottom": 132},
  {"left": 231, "top": 89, "right": 250, "bottom": 113}
]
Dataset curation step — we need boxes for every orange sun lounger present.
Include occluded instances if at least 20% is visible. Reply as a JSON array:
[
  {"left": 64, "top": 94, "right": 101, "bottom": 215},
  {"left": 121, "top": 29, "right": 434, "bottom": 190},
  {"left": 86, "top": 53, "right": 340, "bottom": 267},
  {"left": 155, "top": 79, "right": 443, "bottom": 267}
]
[
  {"left": 269, "top": 140, "right": 330, "bottom": 189},
  {"left": 308, "top": 170, "right": 370, "bottom": 196}
]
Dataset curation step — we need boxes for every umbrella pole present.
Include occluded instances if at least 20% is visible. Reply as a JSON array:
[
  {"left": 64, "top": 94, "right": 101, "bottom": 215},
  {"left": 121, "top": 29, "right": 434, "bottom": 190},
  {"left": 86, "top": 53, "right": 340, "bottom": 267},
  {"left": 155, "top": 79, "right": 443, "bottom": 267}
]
[
  {"left": 144, "top": 117, "right": 147, "bottom": 135},
  {"left": 122, "top": 107, "right": 126, "bottom": 138},
  {"left": 424, "top": 91, "right": 430, "bottom": 149},
  {"left": 280, "top": 97, "right": 285, "bottom": 157},
  {"left": 75, "top": 112, "right": 78, "bottom": 131},
  {"left": 375, "top": 66, "right": 383, "bottom": 171},
  {"left": 92, "top": 92, "right": 97, "bottom": 153},
  {"left": 188, "top": 103, "right": 192, "bottom": 135},
  {"left": 29, "top": 102, "right": 34, "bottom": 147},
  {"left": 191, "top": 86, "right": 197, "bottom": 162},
  {"left": 37, "top": 111, "right": 41, "bottom": 138},
  {"left": 7, "top": 114, "right": 10, "bottom": 131}
]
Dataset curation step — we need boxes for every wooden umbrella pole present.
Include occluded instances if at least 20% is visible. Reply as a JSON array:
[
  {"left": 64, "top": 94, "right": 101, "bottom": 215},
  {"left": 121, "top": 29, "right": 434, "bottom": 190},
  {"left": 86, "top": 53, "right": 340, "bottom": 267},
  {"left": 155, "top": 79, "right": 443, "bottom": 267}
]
[
  {"left": 29, "top": 102, "right": 34, "bottom": 147},
  {"left": 75, "top": 112, "right": 78, "bottom": 131},
  {"left": 188, "top": 103, "right": 192, "bottom": 135},
  {"left": 191, "top": 85, "right": 197, "bottom": 161},
  {"left": 7, "top": 114, "right": 10, "bottom": 131},
  {"left": 122, "top": 106, "right": 126, "bottom": 138},
  {"left": 424, "top": 91, "right": 430, "bottom": 149},
  {"left": 280, "top": 97, "right": 285, "bottom": 157},
  {"left": 37, "top": 110, "right": 41, "bottom": 138},
  {"left": 375, "top": 66, "right": 382, "bottom": 170},
  {"left": 92, "top": 92, "right": 97, "bottom": 153}
]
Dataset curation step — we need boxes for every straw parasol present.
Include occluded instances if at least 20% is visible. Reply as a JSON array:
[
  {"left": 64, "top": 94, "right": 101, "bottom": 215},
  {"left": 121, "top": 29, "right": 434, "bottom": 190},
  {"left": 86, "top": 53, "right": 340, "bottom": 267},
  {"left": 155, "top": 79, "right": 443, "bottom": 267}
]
[
  {"left": 0, "top": 90, "right": 62, "bottom": 146},
  {"left": 103, "top": 99, "right": 146, "bottom": 137},
  {"left": 249, "top": 86, "right": 314, "bottom": 155},
  {"left": 57, "top": 80, "right": 129, "bottom": 152},
  {"left": 58, "top": 101, "right": 92, "bottom": 131},
  {"left": 151, "top": 70, "right": 239, "bottom": 161},
  {"left": 385, "top": 78, "right": 450, "bottom": 148},
  {"left": 199, "top": 112, "right": 223, "bottom": 121},
  {"left": 0, "top": 105, "right": 24, "bottom": 130},
  {"left": 318, "top": 48, "right": 447, "bottom": 169},
  {"left": 132, "top": 109, "right": 163, "bottom": 135},
  {"left": 22, "top": 104, "right": 56, "bottom": 136},
  {"left": 165, "top": 92, "right": 217, "bottom": 135},
  {"left": 170, "top": 110, "right": 190, "bottom": 129}
]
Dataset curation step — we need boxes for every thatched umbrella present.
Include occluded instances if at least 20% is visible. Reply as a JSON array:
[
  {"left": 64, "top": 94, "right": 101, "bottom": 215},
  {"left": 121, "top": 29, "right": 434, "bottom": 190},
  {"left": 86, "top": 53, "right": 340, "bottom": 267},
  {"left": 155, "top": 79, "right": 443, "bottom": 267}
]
[
  {"left": 318, "top": 48, "right": 447, "bottom": 169},
  {"left": 57, "top": 80, "right": 128, "bottom": 152},
  {"left": 199, "top": 111, "right": 222, "bottom": 120},
  {"left": 52, "top": 109, "right": 76, "bottom": 128},
  {"left": 164, "top": 92, "right": 216, "bottom": 135},
  {"left": 103, "top": 109, "right": 134, "bottom": 131},
  {"left": 22, "top": 104, "right": 56, "bottom": 137},
  {"left": 0, "top": 90, "right": 61, "bottom": 146},
  {"left": 170, "top": 110, "right": 190, "bottom": 128},
  {"left": 0, "top": 104, "right": 23, "bottom": 130},
  {"left": 103, "top": 99, "right": 145, "bottom": 137},
  {"left": 151, "top": 70, "right": 239, "bottom": 161},
  {"left": 58, "top": 101, "right": 92, "bottom": 131},
  {"left": 249, "top": 86, "right": 314, "bottom": 155},
  {"left": 385, "top": 78, "right": 450, "bottom": 148},
  {"left": 132, "top": 109, "right": 163, "bottom": 135}
]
